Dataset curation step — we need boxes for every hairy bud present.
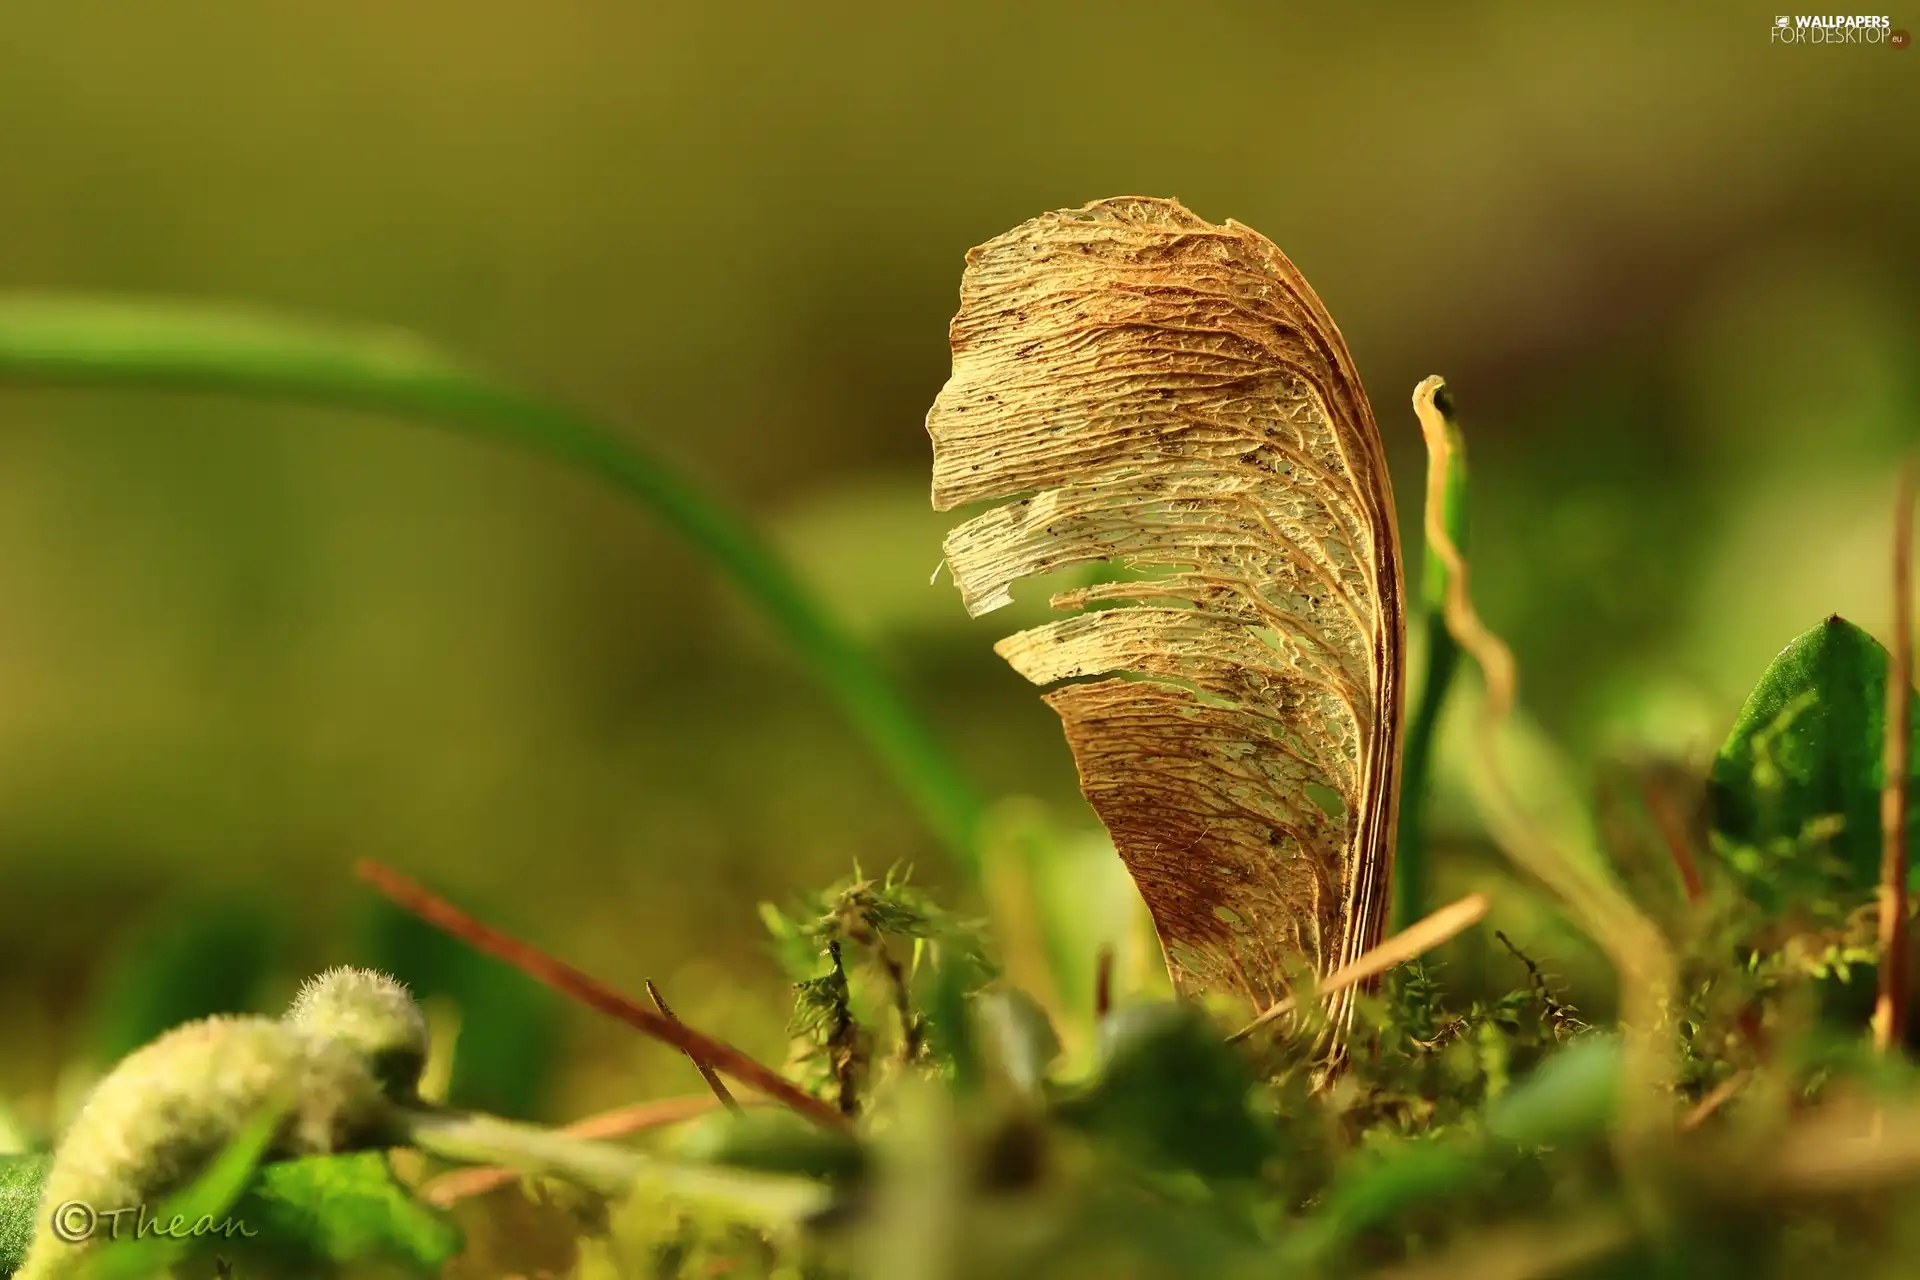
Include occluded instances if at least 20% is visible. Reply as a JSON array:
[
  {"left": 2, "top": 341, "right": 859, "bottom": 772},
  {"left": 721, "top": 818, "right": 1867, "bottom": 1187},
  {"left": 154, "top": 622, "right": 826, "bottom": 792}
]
[
  {"left": 15, "top": 1015, "right": 394, "bottom": 1280},
  {"left": 284, "top": 966, "right": 430, "bottom": 1103}
]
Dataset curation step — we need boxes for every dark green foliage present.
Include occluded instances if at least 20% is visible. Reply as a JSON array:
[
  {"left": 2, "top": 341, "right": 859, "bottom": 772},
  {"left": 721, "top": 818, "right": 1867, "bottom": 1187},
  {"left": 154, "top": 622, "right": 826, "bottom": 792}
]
[
  {"left": 1482, "top": 1031, "right": 1619, "bottom": 1147},
  {"left": 82, "top": 896, "right": 283, "bottom": 1067},
  {"left": 1055, "top": 1002, "right": 1272, "bottom": 1181},
  {"left": 1709, "top": 615, "right": 1920, "bottom": 911},
  {"left": 5, "top": 604, "right": 1917, "bottom": 1280}
]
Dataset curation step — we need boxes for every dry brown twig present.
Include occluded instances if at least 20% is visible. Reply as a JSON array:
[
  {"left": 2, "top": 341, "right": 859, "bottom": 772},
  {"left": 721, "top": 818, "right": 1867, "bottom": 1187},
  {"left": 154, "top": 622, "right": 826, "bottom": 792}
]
[
  {"left": 647, "top": 979, "right": 740, "bottom": 1111},
  {"left": 1638, "top": 772, "right": 1705, "bottom": 908},
  {"left": 1094, "top": 944, "right": 1115, "bottom": 1026},
  {"left": 1227, "top": 892, "right": 1490, "bottom": 1044},
  {"left": 1681, "top": 1070, "right": 1751, "bottom": 1131},
  {"left": 354, "top": 859, "right": 850, "bottom": 1131},
  {"left": 1873, "top": 457, "right": 1917, "bottom": 1054}
]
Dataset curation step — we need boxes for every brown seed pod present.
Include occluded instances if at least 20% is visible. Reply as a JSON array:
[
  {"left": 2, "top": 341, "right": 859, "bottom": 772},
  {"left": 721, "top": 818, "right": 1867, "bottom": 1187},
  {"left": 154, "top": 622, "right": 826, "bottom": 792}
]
[{"left": 926, "top": 197, "right": 1406, "bottom": 1056}]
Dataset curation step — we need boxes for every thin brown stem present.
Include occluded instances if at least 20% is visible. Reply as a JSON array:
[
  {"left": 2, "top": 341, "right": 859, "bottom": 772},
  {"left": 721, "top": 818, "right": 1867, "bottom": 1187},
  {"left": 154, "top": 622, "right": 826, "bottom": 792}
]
[
  {"left": 1874, "top": 457, "right": 1917, "bottom": 1053},
  {"left": 354, "top": 859, "right": 849, "bottom": 1131},
  {"left": 1639, "top": 773, "right": 1704, "bottom": 907},
  {"left": 1227, "top": 892, "right": 1490, "bottom": 1044},
  {"left": 824, "top": 940, "right": 863, "bottom": 1118},
  {"left": 648, "top": 979, "right": 741, "bottom": 1111},
  {"left": 1681, "top": 1070, "right": 1750, "bottom": 1131},
  {"left": 871, "top": 943, "right": 922, "bottom": 1063},
  {"left": 1094, "top": 945, "right": 1115, "bottom": 1025}
]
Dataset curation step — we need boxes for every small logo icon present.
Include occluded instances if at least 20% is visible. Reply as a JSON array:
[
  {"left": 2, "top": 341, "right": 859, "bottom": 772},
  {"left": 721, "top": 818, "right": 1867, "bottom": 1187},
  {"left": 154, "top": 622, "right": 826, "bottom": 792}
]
[
  {"left": 1894, "top": 27, "right": 1912, "bottom": 46},
  {"left": 1776, "top": 14, "right": 1792, "bottom": 25}
]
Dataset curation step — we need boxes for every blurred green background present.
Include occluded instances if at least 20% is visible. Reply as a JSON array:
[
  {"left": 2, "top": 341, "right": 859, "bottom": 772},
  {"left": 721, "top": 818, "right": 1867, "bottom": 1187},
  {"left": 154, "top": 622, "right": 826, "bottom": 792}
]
[{"left": 0, "top": 0, "right": 1915, "bottom": 1136}]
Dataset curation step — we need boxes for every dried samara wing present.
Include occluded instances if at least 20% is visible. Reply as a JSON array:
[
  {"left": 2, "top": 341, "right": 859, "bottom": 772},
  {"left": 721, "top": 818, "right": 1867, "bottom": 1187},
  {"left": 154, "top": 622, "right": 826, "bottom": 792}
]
[{"left": 926, "top": 196, "right": 1406, "bottom": 1048}]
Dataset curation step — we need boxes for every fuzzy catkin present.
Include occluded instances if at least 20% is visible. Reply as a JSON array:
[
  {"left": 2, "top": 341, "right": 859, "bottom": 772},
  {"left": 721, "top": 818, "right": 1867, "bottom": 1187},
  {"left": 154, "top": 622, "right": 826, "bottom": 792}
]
[
  {"left": 284, "top": 966, "right": 431, "bottom": 1102},
  {"left": 15, "top": 1015, "right": 394, "bottom": 1280}
]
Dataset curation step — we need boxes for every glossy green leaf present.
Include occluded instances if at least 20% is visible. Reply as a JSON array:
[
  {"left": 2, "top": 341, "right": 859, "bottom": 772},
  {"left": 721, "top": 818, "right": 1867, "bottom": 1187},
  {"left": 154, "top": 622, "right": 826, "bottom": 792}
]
[
  {"left": 205, "top": 1153, "right": 461, "bottom": 1279},
  {"left": 1707, "top": 615, "right": 1920, "bottom": 909}
]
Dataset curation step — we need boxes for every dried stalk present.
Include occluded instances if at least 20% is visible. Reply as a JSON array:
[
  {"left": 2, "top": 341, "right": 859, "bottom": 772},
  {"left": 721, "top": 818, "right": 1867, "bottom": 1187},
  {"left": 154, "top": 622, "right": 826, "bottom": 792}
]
[
  {"left": 647, "top": 979, "right": 740, "bottom": 1111},
  {"left": 1228, "top": 892, "right": 1489, "bottom": 1044},
  {"left": 354, "top": 860, "right": 849, "bottom": 1131},
  {"left": 1874, "top": 457, "right": 1917, "bottom": 1052}
]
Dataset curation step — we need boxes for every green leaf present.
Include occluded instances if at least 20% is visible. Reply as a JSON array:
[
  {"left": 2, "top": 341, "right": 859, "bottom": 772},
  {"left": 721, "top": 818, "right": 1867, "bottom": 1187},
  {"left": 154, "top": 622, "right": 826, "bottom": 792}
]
[
  {"left": 924, "top": 947, "right": 984, "bottom": 1096},
  {"left": 1283, "top": 1034, "right": 1620, "bottom": 1269},
  {"left": 1054, "top": 1002, "right": 1271, "bottom": 1180},
  {"left": 1483, "top": 1032, "right": 1620, "bottom": 1149},
  {"left": 1282, "top": 1138, "right": 1486, "bottom": 1267},
  {"left": 1707, "top": 615, "right": 1920, "bottom": 909},
  {"left": 0, "top": 1153, "right": 52, "bottom": 1278},
  {"left": 207, "top": 1153, "right": 461, "bottom": 1279}
]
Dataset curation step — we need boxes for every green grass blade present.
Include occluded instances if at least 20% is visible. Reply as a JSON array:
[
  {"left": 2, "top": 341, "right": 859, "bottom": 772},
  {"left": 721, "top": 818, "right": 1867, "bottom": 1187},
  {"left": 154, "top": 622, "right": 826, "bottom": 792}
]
[
  {"left": 80, "top": 1092, "right": 288, "bottom": 1280},
  {"left": 1394, "top": 383, "right": 1471, "bottom": 931},
  {"left": 0, "top": 294, "right": 986, "bottom": 877},
  {"left": 400, "top": 1107, "right": 830, "bottom": 1225}
]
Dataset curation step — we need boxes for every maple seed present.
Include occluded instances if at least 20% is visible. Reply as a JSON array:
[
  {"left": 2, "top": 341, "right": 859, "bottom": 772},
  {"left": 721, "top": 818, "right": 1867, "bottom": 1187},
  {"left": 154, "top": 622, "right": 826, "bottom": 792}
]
[
  {"left": 925, "top": 196, "right": 1407, "bottom": 1058},
  {"left": 285, "top": 965, "right": 432, "bottom": 1102}
]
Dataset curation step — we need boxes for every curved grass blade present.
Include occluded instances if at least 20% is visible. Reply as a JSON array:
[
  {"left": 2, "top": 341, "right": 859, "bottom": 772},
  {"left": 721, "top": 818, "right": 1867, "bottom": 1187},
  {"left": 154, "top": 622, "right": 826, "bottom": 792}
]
[
  {"left": 0, "top": 295, "right": 985, "bottom": 876},
  {"left": 399, "top": 1108, "right": 830, "bottom": 1225},
  {"left": 78, "top": 1093, "right": 288, "bottom": 1280},
  {"left": 1393, "top": 383, "right": 1470, "bottom": 932},
  {"left": 1876, "top": 458, "right": 1918, "bottom": 1051}
]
